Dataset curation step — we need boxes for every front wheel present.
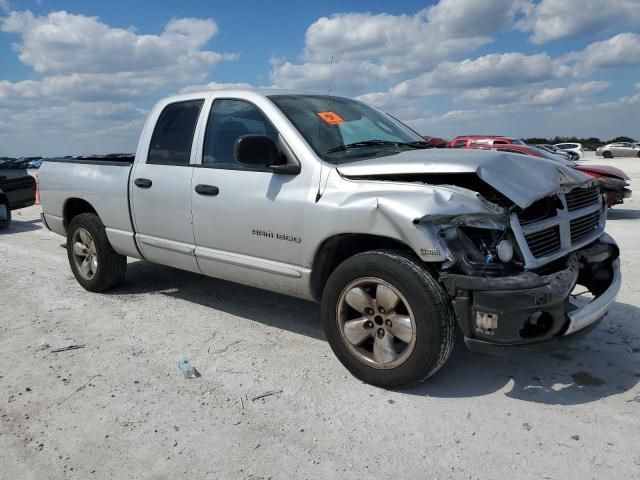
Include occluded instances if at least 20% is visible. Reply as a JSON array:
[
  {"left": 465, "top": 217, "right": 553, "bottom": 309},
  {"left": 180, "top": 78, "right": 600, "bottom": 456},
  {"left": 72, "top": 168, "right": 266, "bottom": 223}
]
[
  {"left": 67, "top": 213, "right": 126, "bottom": 291},
  {"left": 603, "top": 151, "right": 613, "bottom": 159},
  {"left": 321, "top": 250, "right": 456, "bottom": 388}
]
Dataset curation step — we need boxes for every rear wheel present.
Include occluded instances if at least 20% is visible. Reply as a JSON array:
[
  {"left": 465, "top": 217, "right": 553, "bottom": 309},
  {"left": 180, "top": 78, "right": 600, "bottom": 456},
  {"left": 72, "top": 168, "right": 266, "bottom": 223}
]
[
  {"left": 603, "top": 151, "right": 613, "bottom": 159},
  {"left": 321, "top": 250, "right": 456, "bottom": 388},
  {"left": 67, "top": 213, "right": 126, "bottom": 291}
]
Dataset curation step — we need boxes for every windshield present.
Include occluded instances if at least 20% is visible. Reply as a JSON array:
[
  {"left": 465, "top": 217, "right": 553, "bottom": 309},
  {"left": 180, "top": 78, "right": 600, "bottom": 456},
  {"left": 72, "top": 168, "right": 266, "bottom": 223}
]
[{"left": 268, "top": 94, "right": 427, "bottom": 164}]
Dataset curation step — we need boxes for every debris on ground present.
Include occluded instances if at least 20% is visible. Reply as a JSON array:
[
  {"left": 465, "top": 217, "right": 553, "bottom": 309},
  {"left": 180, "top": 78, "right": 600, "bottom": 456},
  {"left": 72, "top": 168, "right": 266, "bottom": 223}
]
[
  {"left": 177, "top": 360, "right": 200, "bottom": 379},
  {"left": 51, "top": 345, "right": 85, "bottom": 353},
  {"left": 251, "top": 390, "right": 283, "bottom": 401}
]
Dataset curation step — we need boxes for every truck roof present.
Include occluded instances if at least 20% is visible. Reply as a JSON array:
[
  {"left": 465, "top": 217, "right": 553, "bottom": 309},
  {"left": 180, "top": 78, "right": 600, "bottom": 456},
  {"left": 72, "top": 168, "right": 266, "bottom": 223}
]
[{"left": 160, "top": 88, "right": 331, "bottom": 104}]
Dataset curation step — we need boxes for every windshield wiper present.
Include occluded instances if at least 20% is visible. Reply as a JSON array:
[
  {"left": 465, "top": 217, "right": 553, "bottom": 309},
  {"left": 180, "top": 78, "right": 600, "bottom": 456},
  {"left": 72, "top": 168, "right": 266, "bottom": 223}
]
[{"left": 325, "top": 139, "right": 430, "bottom": 154}]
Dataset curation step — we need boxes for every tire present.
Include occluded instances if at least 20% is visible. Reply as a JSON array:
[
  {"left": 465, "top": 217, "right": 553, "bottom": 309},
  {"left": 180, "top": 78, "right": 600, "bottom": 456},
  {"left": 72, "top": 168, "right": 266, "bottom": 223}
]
[
  {"left": 603, "top": 151, "right": 612, "bottom": 159},
  {"left": 0, "top": 203, "right": 10, "bottom": 229},
  {"left": 636, "top": 152, "right": 640, "bottom": 158},
  {"left": 66, "top": 213, "right": 126, "bottom": 292},
  {"left": 321, "top": 249, "right": 456, "bottom": 388}
]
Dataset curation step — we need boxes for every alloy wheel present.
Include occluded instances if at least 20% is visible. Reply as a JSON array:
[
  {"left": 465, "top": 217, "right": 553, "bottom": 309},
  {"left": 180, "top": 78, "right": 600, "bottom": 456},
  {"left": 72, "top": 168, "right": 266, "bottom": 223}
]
[{"left": 336, "top": 277, "right": 417, "bottom": 369}]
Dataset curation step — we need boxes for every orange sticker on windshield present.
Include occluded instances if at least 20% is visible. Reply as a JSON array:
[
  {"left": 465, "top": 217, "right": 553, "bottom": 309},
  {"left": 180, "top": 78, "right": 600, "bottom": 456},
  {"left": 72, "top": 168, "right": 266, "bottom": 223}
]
[{"left": 317, "top": 111, "right": 345, "bottom": 125}]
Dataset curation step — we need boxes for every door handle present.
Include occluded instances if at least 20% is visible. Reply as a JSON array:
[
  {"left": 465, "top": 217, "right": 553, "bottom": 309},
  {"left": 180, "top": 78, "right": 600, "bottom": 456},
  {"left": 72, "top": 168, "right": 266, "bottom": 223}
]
[
  {"left": 134, "top": 178, "right": 152, "bottom": 189},
  {"left": 195, "top": 184, "right": 220, "bottom": 196}
]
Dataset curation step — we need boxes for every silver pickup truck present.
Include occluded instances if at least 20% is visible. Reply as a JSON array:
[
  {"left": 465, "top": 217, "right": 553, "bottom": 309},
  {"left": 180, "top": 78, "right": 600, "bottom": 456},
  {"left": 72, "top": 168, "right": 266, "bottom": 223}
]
[{"left": 39, "top": 90, "right": 621, "bottom": 388}]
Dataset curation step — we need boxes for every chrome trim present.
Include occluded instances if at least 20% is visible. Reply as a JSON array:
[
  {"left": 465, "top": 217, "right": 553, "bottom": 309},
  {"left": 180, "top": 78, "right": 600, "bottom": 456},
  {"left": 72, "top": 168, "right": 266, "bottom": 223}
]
[
  {"left": 195, "top": 247, "right": 303, "bottom": 278},
  {"left": 564, "top": 258, "right": 621, "bottom": 335},
  {"left": 511, "top": 184, "right": 605, "bottom": 269},
  {"left": 138, "top": 235, "right": 196, "bottom": 256}
]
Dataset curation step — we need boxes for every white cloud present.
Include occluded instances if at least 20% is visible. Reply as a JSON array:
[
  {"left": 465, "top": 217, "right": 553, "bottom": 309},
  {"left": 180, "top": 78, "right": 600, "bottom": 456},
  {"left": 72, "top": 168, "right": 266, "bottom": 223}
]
[
  {"left": 401, "top": 93, "right": 640, "bottom": 141},
  {"left": 1, "top": 11, "right": 232, "bottom": 76},
  {"left": 565, "top": 33, "right": 640, "bottom": 76},
  {"left": 270, "top": 58, "right": 387, "bottom": 93},
  {"left": 517, "top": 0, "right": 640, "bottom": 44},
  {"left": 272, "top": 0, "right": 522, "bottom": 90},
  {"left": 390, "top": 52, "right": 569, "bottom": 97},
  {"left": 0, "top": 10, "right": 236, "bottom": 156}
]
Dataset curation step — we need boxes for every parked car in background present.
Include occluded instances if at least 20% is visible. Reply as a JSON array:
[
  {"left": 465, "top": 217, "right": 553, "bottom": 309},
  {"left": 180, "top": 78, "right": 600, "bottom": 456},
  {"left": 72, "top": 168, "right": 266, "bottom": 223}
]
[
  {"left": 471, "top": 144, "right": 631, "bottom": 207},
  {"left": 596, "top": 142, "right": 640, "bottom": 158},
  {"left": 471, "top": 144, "right": 569, "bottom": 162},
  {"left": 0, "top": 163, "right": 37, "bottom": 228},
  {"left": 448, "top": 135, "right": 525, "bottom": 148},
  {"left": 422, "top": 136, "right": 448, "bottom": 148},
  {"left": 574, "top": 164, "right": 631, "bottom": 207},
  {"left": 554, "top": 143, "right": 583, "bottom": 159},
  {"left": 534, "top": 144, "right": 579, "bottom": 161}
]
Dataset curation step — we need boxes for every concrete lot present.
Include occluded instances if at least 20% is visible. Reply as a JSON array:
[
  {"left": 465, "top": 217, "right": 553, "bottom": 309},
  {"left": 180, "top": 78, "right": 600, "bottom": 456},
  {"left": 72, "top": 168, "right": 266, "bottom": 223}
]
[{"left": 1, "top": 156, "right": 639, "bottom": 479}]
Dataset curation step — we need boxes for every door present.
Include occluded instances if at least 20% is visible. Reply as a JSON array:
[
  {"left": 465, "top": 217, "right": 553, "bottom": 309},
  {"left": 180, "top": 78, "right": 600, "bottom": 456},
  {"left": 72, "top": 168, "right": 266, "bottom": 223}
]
[
  {"left": 130, "top": 99, "right": 204, "bottom": 273},
  {"left": 191, "top": 98, "right": 309, "bottom": 289},
  {"left": 620, "top": 143, "right": 639, "bottom": 157},
  {"left": 609, "top": 143, "right": 624, "bottom": 157}
]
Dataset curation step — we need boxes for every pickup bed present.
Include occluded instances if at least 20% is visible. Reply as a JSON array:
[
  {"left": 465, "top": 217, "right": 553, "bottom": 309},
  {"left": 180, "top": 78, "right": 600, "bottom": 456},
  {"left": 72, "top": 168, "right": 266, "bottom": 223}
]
[
  {"left": 0, "top": 167, "right": 37, "bottom": 228},
  {"left": 39, "top": 89, "right": 622, "bottom": 388}
]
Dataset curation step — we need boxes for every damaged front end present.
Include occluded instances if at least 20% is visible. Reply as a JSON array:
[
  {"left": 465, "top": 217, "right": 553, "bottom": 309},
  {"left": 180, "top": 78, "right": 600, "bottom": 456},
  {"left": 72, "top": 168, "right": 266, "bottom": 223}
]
[
  {"left": 337, "top": 149, "right": 621, "bottom": 353},
  {"left": 433, "top": 182, "right": 621, "bottom": 354}
]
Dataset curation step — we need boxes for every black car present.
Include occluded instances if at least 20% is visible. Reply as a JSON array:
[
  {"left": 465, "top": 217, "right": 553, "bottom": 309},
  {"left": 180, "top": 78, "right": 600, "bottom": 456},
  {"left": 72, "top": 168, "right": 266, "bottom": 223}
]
[{"left": 0, "top": 161, "right": 37, "bottom": 228}]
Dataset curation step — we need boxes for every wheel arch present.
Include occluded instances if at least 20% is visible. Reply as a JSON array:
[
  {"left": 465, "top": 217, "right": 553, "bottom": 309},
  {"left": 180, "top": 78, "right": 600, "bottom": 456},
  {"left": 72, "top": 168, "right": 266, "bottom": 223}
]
[
  {"left": 310, "top": 233, "right": 420, "bottom": 301},
  {"left": 63, "top": 198, "right": 98, "bottom": 231}
]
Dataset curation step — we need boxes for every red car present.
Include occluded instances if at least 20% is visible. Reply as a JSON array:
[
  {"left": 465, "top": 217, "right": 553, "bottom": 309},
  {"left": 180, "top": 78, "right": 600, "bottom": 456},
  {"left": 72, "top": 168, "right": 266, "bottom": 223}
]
[
  {"left": 449, "top": 135, "right": 523, "bottom": 148},
  {"left": 471, "top": 144, "right": 632, "bottom": 207},
  {"left": 423, "top": 136, "right": 449, "bottom": 148}
]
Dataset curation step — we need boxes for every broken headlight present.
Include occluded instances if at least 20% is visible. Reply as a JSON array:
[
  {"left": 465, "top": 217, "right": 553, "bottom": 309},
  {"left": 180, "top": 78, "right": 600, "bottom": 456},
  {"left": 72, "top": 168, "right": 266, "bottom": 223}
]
[{"left": 442, "top": 226, "right": 521, "bottom": 276}]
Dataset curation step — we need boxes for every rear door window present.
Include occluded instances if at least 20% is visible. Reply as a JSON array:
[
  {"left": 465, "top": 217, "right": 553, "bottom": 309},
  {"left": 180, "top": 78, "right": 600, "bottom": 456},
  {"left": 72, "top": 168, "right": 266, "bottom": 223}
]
[
  {"left": 453, "top": 140, "right": 467, "bottom": 148},
  {"left": 148, "top": 100, "right": 204, "bottom": 165}
]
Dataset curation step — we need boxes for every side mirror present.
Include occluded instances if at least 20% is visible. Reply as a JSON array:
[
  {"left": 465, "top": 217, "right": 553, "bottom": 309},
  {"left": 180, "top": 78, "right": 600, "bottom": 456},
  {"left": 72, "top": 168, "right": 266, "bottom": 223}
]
[
  {"left": 234, "top": 134, "right": 300, "bottom": 175},
  {"left": 235, "top": 134, "right": 281, "bottom": 166}
]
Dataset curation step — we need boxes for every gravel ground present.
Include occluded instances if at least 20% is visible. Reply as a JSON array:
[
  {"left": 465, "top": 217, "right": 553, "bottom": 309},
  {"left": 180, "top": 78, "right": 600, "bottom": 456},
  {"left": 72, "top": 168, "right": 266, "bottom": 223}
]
[{"left": 1, "top": 156, "right": 639, "bottom": 479}]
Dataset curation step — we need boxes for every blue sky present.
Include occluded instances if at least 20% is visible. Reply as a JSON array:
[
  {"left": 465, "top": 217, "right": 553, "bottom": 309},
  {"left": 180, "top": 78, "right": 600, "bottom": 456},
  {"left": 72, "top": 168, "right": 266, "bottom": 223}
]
[{"left": 1, "top": 0, "right": 639, "bottom": 156}]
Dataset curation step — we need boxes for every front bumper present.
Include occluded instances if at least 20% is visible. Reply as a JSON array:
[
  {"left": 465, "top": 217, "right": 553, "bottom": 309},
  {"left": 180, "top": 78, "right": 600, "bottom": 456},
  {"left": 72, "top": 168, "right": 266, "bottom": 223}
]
[{"left": 440, "top": 234, "right": 621, "bottom": 356}]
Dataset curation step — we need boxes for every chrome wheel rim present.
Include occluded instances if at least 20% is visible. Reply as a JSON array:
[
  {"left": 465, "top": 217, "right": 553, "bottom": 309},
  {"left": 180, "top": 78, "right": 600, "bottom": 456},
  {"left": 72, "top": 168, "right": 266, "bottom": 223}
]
[
  {"left": 336, "top": 277, "right": 417, "bottom": 369},
  {"left": 72, "top": 228, "right": 97, "bottom": 280}
]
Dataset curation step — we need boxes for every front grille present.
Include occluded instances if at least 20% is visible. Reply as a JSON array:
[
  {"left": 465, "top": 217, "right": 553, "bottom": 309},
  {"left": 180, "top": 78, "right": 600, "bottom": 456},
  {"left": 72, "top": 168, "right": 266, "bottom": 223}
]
[
  {"left": 570, "top": 211, "right": 600, "bottom": 243},
  {"left": 565, "top": 186, "right": 601, "bottom": 211},
  {"left": 524, "top": 226, "right": 561, "bottom": 258},
  {"left": 512, "top": 182, "right": 604, "bottom": 268},
  {"left": 518, "top": 196, "right": 558, "bottom": 225}
]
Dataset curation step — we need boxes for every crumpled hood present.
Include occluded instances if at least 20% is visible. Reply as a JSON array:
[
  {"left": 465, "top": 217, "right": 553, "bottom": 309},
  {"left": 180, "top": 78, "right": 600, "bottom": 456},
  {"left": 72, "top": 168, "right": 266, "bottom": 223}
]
[{"left": 336, "top": 148, "right": 591, "bottom": 209}]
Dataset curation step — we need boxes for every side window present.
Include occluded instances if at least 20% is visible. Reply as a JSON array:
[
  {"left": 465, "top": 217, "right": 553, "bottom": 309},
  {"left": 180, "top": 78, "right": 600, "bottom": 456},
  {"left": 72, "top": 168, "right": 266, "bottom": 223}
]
[
  {"left": 453, "top": 140, "right": 467, "bottom": 148},
  {"left": 493, "top": 140, "right": 508, "bottom": 145},
  {"left": 148, "top": 100, "right": 204, "bottom": 165},
  {"left": 203, "top": 99, "right": 278, "bottom": 166}
]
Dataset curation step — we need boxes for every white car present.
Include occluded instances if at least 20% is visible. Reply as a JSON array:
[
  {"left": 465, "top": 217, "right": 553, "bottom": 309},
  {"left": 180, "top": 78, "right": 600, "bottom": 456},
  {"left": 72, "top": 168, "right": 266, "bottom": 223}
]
[
  {"left": 554, "top": 142, "right": 583, "bottom": 159},
  {"left": 596, "top": 142, "right": 640, "bottom": 158}
]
